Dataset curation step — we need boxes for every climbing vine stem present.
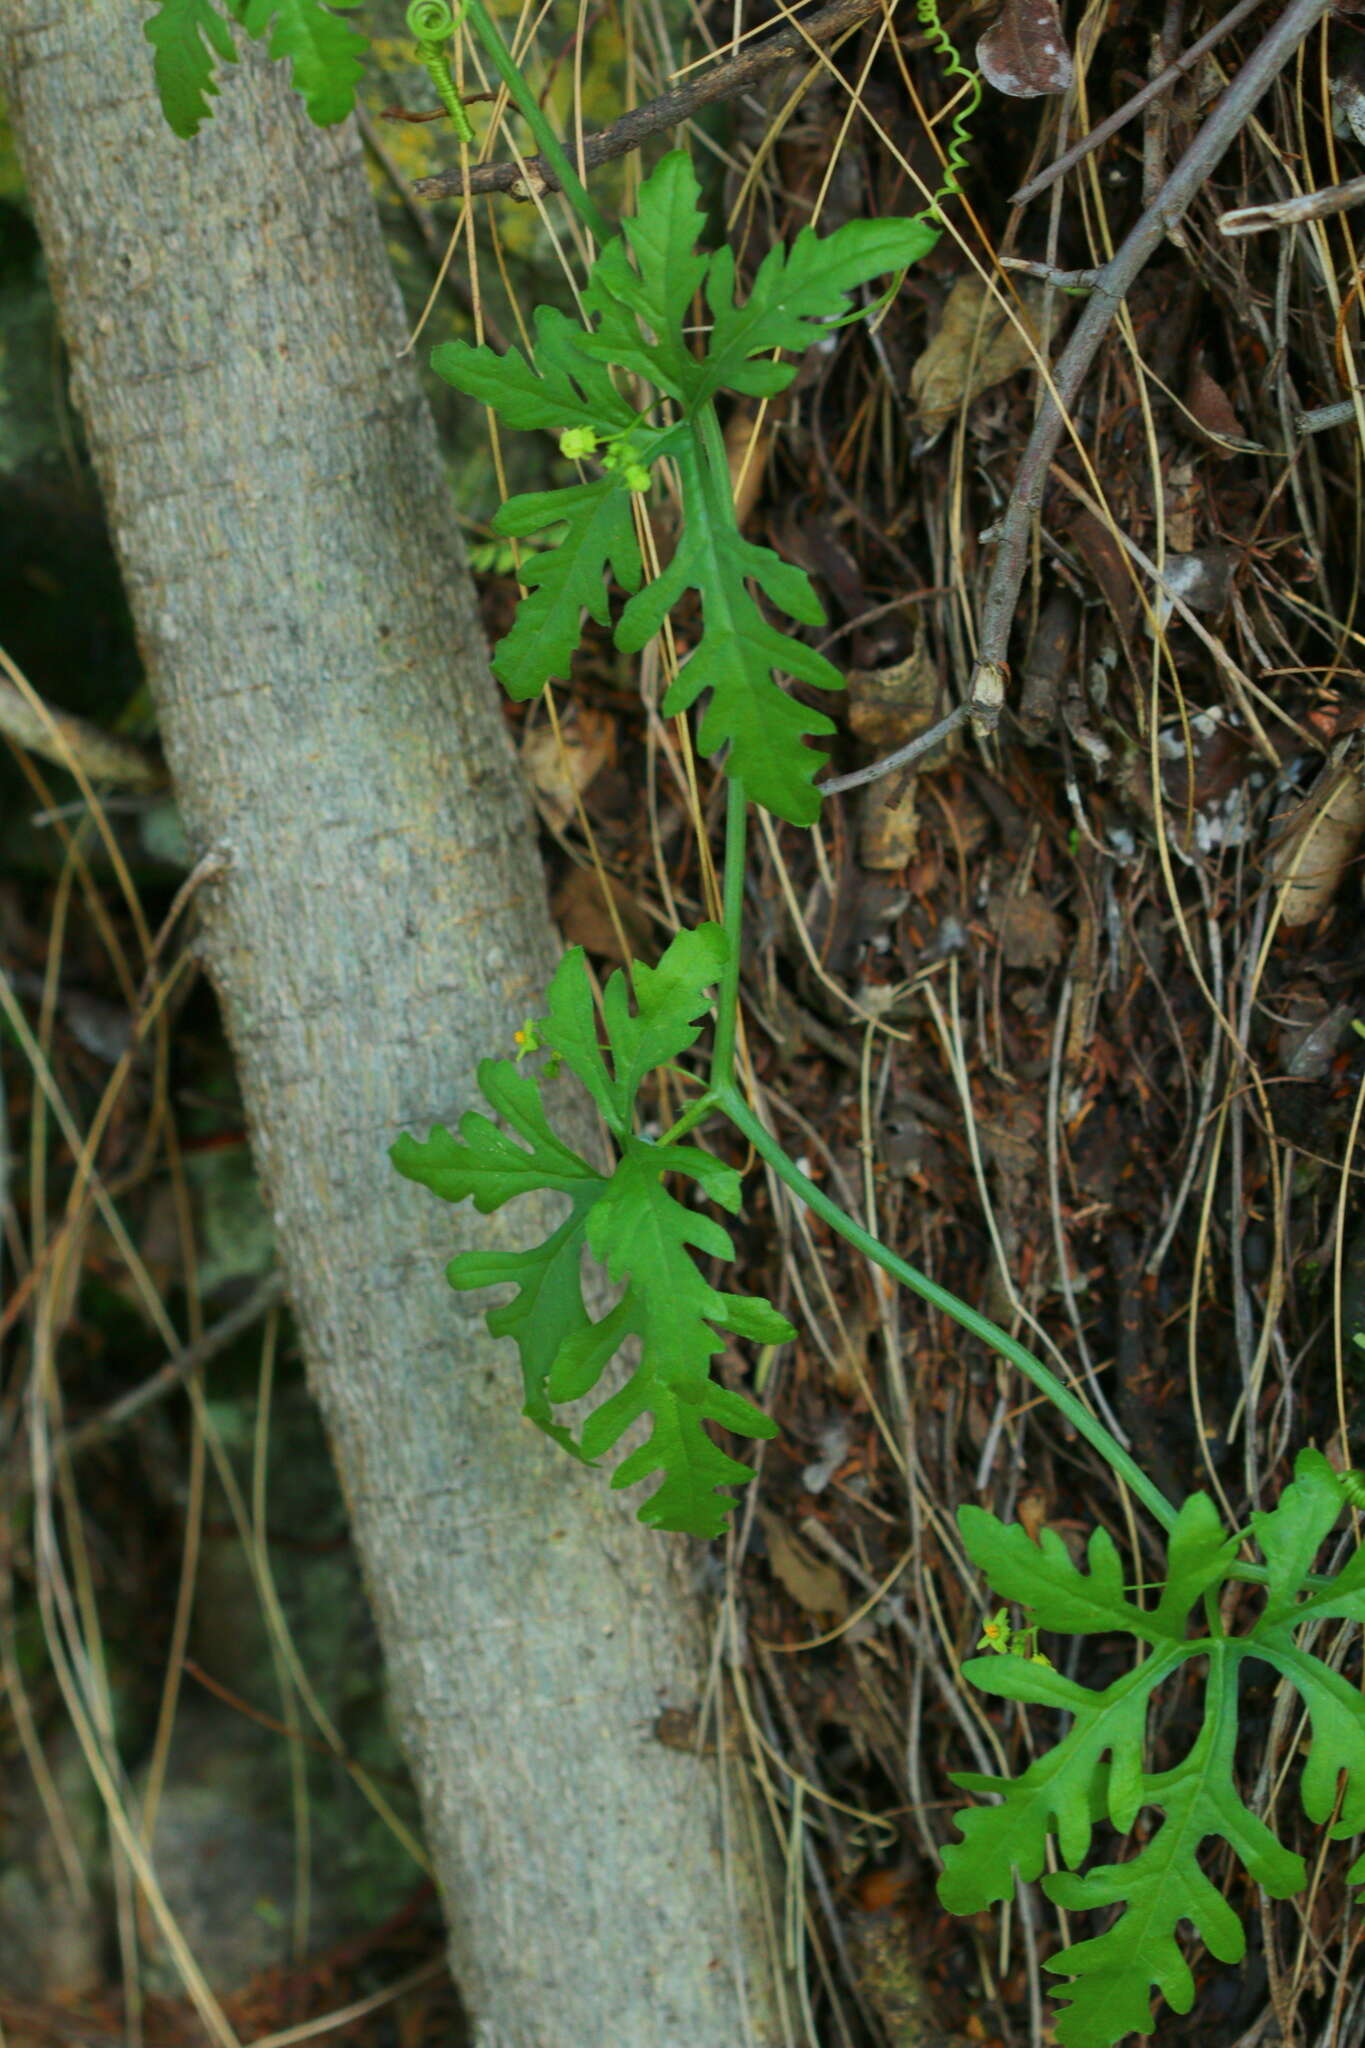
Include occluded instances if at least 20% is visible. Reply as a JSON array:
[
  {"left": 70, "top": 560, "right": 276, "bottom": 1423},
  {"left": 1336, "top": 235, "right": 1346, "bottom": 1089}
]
[
  {"left": 459, "top": 0, "right": 610, "bottom": 240},
  {"left": 712, "top": 1088, "right": 1181, "bottom": 1534},
  {"left": 405, "top": 0, "right": 476, "bottom": 142}
]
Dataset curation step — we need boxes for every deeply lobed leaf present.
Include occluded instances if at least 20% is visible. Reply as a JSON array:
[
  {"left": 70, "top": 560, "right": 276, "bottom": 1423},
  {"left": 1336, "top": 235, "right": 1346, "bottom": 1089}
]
[
  {"left": 615, "top": 437, "right": 840, "bottom": 823},
  {"left": 942, "top": 1452, "right": 1365, "bottom": 2046},
  {"left": 490, "top": 479, "right": 642, "bottom": 699},
  {"left": 698, "top": 215, "right": 941, "bottom": 403},
  {"left": 429, "top": 149, "right": 930, "bottom": 821},
  {"left": 433, "top": 305, "right": 639, "bottom": 438},
  {"left": 236, "top": 0, "right": 366, "bottom": 125},
  {"left": 145, "top": 0, "right": 240, "bottom": 138},
  {"left": 391, "top": 931, "right": 788, "bottom": 1533}
]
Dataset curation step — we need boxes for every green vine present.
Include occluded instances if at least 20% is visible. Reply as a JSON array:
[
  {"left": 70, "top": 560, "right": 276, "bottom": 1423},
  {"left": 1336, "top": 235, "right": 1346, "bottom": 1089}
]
[
  {"left": 149, "top": 10, "right": 1365, "bottom": 2045},
  {"left": 914, "top": 0, "right": 980, "bottom": 211},
  {"left": 405, "top": 0, "right": 474, "bottom": 144}
]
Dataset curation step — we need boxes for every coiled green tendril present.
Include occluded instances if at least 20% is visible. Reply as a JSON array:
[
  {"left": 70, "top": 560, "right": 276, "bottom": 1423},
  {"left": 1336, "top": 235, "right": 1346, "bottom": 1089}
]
[
  {"left": 406, "top": 0, "right": 475, "bottom": 144},
  {"left": 914, "top": 0, "right": 980, "bottom": 225}
]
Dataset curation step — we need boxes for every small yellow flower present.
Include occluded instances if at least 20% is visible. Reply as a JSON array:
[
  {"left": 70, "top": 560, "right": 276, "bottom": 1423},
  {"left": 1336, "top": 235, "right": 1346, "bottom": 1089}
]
[
  {"left": 513, "top": 1019, "right": 543, "bottom": 1062},
  {"left": 977, "top": 1609, "right": 1011, "bottom": 1655}
]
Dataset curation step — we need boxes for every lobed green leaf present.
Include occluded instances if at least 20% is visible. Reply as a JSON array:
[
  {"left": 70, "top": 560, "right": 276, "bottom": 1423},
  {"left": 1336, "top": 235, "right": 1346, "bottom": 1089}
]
[
  {"left": 236, "top": 0, "right": 366, "bottom": 125},
  {"left": 943, "top": 1452, "right": 1365, "bottom": 2046},
  {"left": 391, "top": 1058, "right": 600, "bottom": 1211},
  {"left": 1042, "top": 1668, "right": 1302, "bottom": 2047},
  {"left": 392, "top": 934, "right": 787, "bottom": 1533},
  {"left": 432, "top": 305, "right": 638, "bottom": 437},
  {"left": 430, "top": 149, "right": 928, "bottom": 814},
  {"left": 615, "top": 437, "right": 840, "bottom": 823},
  {"left": 489, "top": 479, "right": 642, "bottom": 700},
  {"left": 145, "top": 0, "right": 240, "bottom": 138},
  {"left": 698, "top": 215, "right": 941, "bottom": 403}
]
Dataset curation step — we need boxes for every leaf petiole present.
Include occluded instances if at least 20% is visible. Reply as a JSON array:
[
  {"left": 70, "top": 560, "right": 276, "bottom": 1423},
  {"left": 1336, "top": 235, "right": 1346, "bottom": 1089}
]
[{"left": 713, "top": 1080, "right": 1182, "bottom": 1535}]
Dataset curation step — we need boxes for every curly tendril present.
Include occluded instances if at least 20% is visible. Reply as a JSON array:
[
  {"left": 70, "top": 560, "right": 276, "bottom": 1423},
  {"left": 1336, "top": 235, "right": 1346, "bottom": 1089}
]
[
  {"left": 914, "top": 0, "right": 981, "bottom": 225},
  {"left": 405, "top": 0, "right": 475, "bottom": 143}
]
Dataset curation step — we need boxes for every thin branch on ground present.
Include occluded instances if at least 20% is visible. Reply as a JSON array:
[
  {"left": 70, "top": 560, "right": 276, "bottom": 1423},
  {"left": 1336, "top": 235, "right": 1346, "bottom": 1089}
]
[
  {"left": 412, "top": 0, "right": 886, "bottom": 201},
  {"left": 0, "top": 670, "right": 164, "bottom": 790},
  {"left": 1220, "top": 172, "right": 1365, "bottom": 234},
  {"left": 59, "top": 1271, "right": 287, "bottom": 1459},
  {"left": 972, "top": 0, "right": 1333, "bottom": 699},
  {"left": 1010, "top": 0, "right": 1271, "bottom": 207},
  {"left": 819, "top": 703, "right": 969, "bottom": 795}
]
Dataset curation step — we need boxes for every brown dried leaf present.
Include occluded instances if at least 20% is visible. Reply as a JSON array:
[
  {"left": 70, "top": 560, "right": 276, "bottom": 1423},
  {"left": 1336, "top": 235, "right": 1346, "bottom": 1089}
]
[
  {"left": 1267, "top": 762, "right": 1365, "bottom": 928},
  {"left": 1016, "top": 1488, "right": 1050, "bottom": 1543},
  {"left": 1155, "top": 548, "right": 1237, "bottom": 624},
  {"left": 910, "top": 275, "right": 1040, "bottom": 429},
  {"left": 758, "top": 1511, "right": 849, "bottom": 1620},
  {"left": 978, "top": 0, "right": 1074, "bottom": 99},
  {"left": 1185, "top": 356, "right": 1253, "bottom": 454},
  {"left": 549, "top": 865, "right": 651, "bottom": 964},
  {"left": 846, "top": 641, "right": 942, "bottom": 748},
  {"left": 520, "top": 705, "right": 615, "bottom": 832},
  {"left": 1162, "top": 453, "right": 1200, "bottom": 554},
  {"left": 859, "top": 781, "right": 920, "bottom": 871},
  {"left": 1067, "top": 506, "right": 1136, "bottom": 636},
  {"left": 994, "top": 890, "right": 1065, "bottom": 969}
]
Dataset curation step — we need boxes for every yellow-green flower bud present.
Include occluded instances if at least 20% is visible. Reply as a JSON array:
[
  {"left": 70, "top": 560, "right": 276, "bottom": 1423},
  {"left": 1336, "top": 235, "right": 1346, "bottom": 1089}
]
[{"left": 559, "top": 426, "right": 598, "bottom": 459}]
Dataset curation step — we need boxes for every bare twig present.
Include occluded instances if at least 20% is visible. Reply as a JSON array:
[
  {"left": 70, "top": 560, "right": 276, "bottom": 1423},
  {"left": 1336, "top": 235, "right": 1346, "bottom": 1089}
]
[
  {"left": 0, "top": 671, "right": 164, "bottom": 790},
  {"left": 1295, "top": 396, "right": 1359, "bottom": 435},
  {"left": 412, "top": 0, "right": 885, "bottom": 201},
  {"left": 355, "top": 102, "right": 508, "bottom": 351},
  {"left": 1010, "top": 0, "right": 1269, "bottom": 207},
  {"left": 819, "top": 702, "right": 969, "bottom": 796},
  {"left": 973, "top": 0, "right": 1332, "bottom": 699},
  {"left": 59, "top": 1270, "right": 287, "bottom": 1459},
  {"left": 1000, "top": 256, "right": 1100, "bottom": 289},
  {"left": 1220, "top": 173, "right": 1365, "bottom": 234}
]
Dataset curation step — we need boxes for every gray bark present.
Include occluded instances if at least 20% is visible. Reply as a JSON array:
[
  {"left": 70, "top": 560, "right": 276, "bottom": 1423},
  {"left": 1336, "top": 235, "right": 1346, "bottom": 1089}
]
[{"left": 0, "top": 9, "right": 785, "bottom": 2043}]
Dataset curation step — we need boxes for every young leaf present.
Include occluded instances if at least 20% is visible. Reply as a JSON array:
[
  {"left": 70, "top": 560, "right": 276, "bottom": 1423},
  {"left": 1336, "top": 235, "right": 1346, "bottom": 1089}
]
[
  {"left": 236, "top": 0, "right": 366, "bottom": 125},
  {"left": 433, "top": 305, "right": 638, "bottom": 438},
  {"left": 698, "top": 217, "right": 941, "bottom": 403},
  {"left": 942, "top": 1454, "right": 1365, "bottom": 2047},
  {"left": 533, "top": 924, "right": 727, "bottom": 1137},
  {"left": 957, "top": 1489, "right": 1237, "bottom": 1647},
  {"left": 391, "top": 933, "right": 789, "bottom": 1533},
  {"left": 616, "top": 436, "right": 840, "bottom": 824},
  {"left": 1250, "top": 1446, "right": 1365, "bottom": 1622},
  {"left": 563, "top": 1137, "right": 785, "bottom": 1536},
  {"left": 489, "top": 478, "right": 642, "bottom": 699},
  {"left": 578, "top": 154, "right": 711, "bottom": 402},
  {"left": 146, "top": 0, "right": 240, "bottom": 138},
  {"left": 1042, "top": 1667, "right": 1301, "bottom": 2048},
  {"left": 594, "top": 923, "right": 729, "bottom": 1132},
  {"left": 432, "top": 307, "right": 647, "bottom": 696}
]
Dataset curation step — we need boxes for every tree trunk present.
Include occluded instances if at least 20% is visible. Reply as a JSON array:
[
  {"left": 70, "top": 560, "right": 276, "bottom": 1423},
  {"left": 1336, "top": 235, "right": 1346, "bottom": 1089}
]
[{"left": 0, "top": 10, "right": 785, "bottom": 2043}]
